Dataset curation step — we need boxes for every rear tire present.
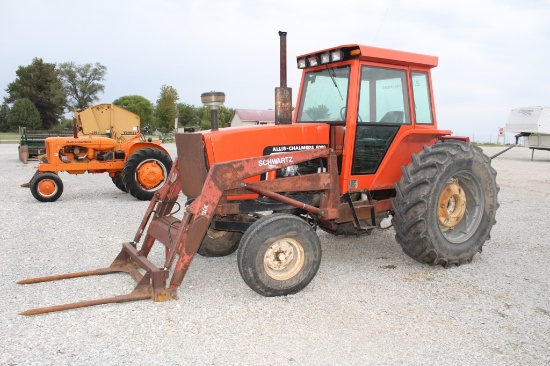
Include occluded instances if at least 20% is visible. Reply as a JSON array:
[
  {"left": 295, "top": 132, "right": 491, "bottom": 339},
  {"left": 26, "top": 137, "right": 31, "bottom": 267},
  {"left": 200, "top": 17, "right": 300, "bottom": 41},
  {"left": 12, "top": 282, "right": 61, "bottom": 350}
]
[
  {"left": 112, "top": 172, "right": 128, "bottom": 192},
  {"left": 197, "top": 229, "right": 242, "bottom": 257},
  {"left": 122, "top": 148, "right": 172, "bottom": 201},
  {"left": 392, "top": 141, "right": 499, "bottom": 267},
  {"left": 30, "top": 172, "right": 63, "bottom": 202},
  {"left": 237, "top": 213, "right": 322, "bottom": 296}
]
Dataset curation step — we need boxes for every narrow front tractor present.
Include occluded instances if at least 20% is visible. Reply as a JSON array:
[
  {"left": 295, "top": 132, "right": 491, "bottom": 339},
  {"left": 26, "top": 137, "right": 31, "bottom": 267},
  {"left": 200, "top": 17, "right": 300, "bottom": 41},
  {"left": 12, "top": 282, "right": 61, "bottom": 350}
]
[
  {"left": 19, "top": 33, "right": 498, "bottom": 315},
  {"left": 23, "top": 104, "right": 172, "bottom": 202}
]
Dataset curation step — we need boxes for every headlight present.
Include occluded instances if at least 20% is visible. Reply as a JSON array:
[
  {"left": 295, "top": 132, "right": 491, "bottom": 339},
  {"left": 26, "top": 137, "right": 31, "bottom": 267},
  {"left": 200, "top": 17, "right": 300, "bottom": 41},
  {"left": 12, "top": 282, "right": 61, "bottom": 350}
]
[
  {"left": 331, "top": 50, "right": 343, "bottom": 62},
  {"left": 297, "top": 58, "right": 307, "bottom": 69},
  {"left": 308, "top": 55, "right": 319, "bottom": 67},
  {"left": 320, "top": 52, "right": 330, "bottom": 64}
]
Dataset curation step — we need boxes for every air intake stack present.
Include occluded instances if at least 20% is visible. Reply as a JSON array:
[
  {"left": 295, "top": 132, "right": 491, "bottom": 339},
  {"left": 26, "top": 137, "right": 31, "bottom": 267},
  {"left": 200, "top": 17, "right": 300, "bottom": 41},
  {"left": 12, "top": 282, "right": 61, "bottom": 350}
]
[{"left": 275, "top": 31, "right": 292, "bottom": 125}]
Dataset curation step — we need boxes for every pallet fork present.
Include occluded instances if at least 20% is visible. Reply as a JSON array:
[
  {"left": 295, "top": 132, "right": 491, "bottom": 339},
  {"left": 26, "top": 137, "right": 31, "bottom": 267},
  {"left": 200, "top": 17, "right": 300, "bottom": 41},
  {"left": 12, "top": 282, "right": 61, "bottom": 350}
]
[{"left": 18, "top": 147, "right": 339, "bottom": 315}]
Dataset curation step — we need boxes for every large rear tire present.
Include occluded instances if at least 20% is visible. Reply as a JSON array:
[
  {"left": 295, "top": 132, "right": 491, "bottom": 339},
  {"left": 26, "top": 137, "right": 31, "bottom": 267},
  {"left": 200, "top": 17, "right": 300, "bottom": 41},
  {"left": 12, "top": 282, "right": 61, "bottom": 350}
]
[
  {"left": 112, "top": 172, "right": 128, "bottom": 193},
  {"left": 122, "top": 148, "right": 172, "bottom": 201},
  {"left": 392, "top": 141, "right": 499, "bottom": 267},
  {"left": 237, "top": 213, "right": 322, "bottom": 296},
  {"left": 197, "top": 229, "right": 242, "bottom": 257},
  {"left": 30, "top": 172, "right": 63, "bottom": 202}
]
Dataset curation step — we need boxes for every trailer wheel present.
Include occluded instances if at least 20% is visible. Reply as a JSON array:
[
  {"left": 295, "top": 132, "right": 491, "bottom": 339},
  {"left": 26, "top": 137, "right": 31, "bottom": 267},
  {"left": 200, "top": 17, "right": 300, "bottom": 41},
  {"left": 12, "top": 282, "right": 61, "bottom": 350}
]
[
  {"left": 197, "top": 229, "right": 243, "bottom": 257},
  {"left": 392, "top": 141, "right": 499, "bottom": 267},
  {"left": 122, "top": 148, "right": 172, "bottom": 201},
  {"left": 112, "top": 173, "right": 128, "bottom": 193},
  {"left": 30, "top": 172, "right": 63, "bottom": 202},
  {"left": 237, "top": 213, "right": 322, "bottom": 296}
]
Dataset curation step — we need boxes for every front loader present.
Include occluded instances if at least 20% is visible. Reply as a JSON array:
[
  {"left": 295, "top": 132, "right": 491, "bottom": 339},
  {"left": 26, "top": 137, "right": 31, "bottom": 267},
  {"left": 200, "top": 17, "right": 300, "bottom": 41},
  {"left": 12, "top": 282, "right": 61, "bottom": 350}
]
[{"left": 19, "top": 32, "right": 499, "bottom": 315}]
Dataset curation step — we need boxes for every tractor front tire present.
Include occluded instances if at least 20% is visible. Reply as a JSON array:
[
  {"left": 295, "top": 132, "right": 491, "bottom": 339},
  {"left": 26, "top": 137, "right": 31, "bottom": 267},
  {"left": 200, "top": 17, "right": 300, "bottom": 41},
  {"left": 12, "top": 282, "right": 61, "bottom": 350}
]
[
  {"left": 122, "top": 148, "right": 172, "bottom": 201},
  {"left": 112, "top": 172, "right": 128, "bottom": 193},
  {"left": 237, "top": 213, "right": 322, "bottom": 297},
  {"left": 197, "top": 229, "right": 242, "bottom": 257},
  {"left": 392, "top": 140, "right": 499, "bottom": 267},
  {"left": 30, "top": 172, "right": 63, "bottom": 202}
]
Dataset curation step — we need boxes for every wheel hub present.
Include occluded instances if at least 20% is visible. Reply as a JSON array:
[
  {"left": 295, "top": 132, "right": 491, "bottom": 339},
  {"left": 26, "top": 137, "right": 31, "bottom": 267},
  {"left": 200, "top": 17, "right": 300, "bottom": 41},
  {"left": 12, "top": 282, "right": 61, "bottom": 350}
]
[
  {"left": 263, "top": 238, "right": 305, "bottom": 281},
  {"left": 438, "top": 179, "right": 466, "bottom": 228},
  {"left": 38, "top": 179, "right": 57, "bottom": 196},
  {"left": 136, "top": 160, "right": 164, "bottom": 189}
]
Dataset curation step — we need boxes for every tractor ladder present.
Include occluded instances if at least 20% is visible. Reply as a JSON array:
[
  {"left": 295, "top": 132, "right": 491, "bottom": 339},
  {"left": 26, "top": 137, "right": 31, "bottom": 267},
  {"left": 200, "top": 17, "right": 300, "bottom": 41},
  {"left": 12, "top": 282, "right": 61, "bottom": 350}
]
[{"left": 18, "top": 147, "right": 339, "bottom": 315}]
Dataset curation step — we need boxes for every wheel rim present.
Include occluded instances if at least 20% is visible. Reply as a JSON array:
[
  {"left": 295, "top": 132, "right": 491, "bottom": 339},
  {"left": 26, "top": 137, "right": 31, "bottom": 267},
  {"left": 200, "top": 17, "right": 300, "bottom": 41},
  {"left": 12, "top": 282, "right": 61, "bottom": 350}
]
[
  {"left": 135, "top": 159, "right": 167, "bottom": 191},
  {"left": 438, "top": 179, "right": 466, "bottom": 228},
  {"left": 263, "top": 238, "right": 305, "bottom": 280},
  {"left": 437, "top": 173, "right": 484, "bottom": 244},
  {"left": 37, "top": 179, "right": 57, "bottom": 197}
]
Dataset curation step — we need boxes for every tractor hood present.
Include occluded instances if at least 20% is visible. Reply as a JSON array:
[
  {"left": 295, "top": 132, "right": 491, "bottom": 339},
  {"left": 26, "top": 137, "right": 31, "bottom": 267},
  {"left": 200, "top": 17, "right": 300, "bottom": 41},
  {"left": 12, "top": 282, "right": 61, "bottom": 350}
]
[
  {"left": 204, "top": 123, "right": 330, "bottom": 164},
  {"left": 175, "top": 123, "right": 330, "bottom": 198}
]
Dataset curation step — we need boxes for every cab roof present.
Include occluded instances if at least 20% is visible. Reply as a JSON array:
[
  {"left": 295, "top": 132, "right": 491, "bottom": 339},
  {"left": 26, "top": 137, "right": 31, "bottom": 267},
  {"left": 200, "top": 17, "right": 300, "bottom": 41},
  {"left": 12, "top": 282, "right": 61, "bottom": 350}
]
[{"left": 297, "top": 44, "right": 438, "bottom": 69}]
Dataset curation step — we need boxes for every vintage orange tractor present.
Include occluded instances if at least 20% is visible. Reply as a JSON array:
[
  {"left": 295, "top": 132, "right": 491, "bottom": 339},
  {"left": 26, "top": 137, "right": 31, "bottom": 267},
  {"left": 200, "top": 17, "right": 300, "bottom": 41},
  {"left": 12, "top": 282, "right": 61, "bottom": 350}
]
[
  {"left": 19, "top": 32, "right": 498, "bottom": 315},
  {"left": 23, "top": 104, "right": 172, "bottom": 202}
]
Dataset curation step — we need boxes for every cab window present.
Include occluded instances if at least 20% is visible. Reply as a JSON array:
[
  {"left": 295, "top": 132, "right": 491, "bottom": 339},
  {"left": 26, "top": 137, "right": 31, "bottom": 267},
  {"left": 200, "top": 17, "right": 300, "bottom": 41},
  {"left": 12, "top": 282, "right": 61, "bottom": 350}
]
[
  {"left": 357, "top": 66, "right": 410, "bottom": 124},
  {"left": 296, "top": 66, "right": 350, "bottom": 122},
  {"left": 411, "top": 71, "right": 434, "bottom": 125}
]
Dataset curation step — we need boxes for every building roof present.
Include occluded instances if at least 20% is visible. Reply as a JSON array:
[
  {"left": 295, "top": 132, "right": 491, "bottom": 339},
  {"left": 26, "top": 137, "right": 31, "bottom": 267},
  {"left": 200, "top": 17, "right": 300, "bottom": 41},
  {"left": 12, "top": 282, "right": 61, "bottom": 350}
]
[{"left": 235, "top": 109, "right": 275, "bottom": 122}]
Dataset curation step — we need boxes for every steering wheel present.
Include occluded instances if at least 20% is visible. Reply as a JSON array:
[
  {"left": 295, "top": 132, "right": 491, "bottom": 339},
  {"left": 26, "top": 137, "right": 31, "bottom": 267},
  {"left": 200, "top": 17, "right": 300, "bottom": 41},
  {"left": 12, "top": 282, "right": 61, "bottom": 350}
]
[
  {"left": 340, "top": 107, "right": 363, "bottom": 122},
  {"left": 340, "top": 107, "right": 346, "bottom": 121}
]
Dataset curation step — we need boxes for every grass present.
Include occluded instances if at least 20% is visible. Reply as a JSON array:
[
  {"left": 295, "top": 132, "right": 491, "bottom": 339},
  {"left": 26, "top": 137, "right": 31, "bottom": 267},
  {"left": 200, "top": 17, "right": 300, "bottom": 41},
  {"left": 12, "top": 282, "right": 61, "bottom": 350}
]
[{"left": 0, "top": 132, "right": 19, "bottom": 144}]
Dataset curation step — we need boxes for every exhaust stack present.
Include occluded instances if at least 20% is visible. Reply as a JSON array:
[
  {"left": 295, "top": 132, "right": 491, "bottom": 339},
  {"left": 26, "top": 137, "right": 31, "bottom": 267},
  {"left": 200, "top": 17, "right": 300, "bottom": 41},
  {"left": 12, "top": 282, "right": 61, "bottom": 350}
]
[{"left": 275, "top": 31, "right": 292, "bottom": 125}]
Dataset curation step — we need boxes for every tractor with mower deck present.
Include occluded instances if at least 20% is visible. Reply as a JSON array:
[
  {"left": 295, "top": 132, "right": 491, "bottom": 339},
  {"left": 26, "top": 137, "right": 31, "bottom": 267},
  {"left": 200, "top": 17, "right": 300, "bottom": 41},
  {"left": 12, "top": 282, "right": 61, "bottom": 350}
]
[
  {"left": 23, "top": 104, "right": 172, "bottom": 202},
  {"left": 19, "top": 32, "right": 498, "bottom": 315}
]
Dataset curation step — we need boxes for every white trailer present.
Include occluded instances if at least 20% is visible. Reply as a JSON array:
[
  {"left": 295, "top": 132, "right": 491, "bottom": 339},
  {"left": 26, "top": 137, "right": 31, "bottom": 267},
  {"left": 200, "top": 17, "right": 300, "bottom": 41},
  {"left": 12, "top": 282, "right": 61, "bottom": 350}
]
[{"left": 505, "top": 106, "right": 550, "bottom": 159}]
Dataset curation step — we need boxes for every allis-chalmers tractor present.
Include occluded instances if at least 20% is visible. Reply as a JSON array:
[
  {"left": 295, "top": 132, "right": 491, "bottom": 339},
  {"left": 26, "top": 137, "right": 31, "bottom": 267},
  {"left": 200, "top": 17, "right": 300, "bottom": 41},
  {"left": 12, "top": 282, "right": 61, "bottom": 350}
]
[
  {"left": 23, "top": 104, "right": 172, "bottom": 202},
  {"left": 19, "top": 33, "right": 498, "bottom": 315}
]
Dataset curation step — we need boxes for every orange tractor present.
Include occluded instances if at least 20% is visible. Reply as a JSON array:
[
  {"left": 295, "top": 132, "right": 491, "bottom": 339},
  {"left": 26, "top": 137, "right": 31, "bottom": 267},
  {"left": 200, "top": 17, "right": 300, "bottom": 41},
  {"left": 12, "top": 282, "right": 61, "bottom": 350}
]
[
  {"left": 23, "top": 104, "right": 172, "bottom": 202},
  {"left": 19, "top": 33, "right": 498, "bottom": 315}
]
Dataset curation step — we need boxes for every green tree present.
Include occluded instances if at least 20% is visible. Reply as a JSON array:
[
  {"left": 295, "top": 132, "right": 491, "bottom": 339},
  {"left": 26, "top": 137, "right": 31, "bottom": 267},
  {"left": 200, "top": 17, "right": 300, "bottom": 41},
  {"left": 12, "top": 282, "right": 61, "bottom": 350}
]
[
  {"left": 58, "top": 62, "right": 107, "bottom": 110},
  {"left": 177, "top": 103, "right": 199, "bottom": 127},
  {"left": 7, "top": 98, "right": 41, "bottom": 130},
  {"left": 154, "top": 85, "right": 179, "bottom": 132},
  {"left": 4, "top": 58, "right": 66, "bottom": 129},
  {"left": 218, "top": 106, "right": 235, "bottom": 128},
  {"left": 0, "top": 103, "right": 9, "bottom": 132},
  {"left": 51, "top": 118, "right": 74, "bottom": 132},
  {"left": 197, "top": 105, "right": 235, "bottom": 130},
  {"left": 305, "top": 104, "right": 330, "bottom": 121},
  {"left": 113, "top": 95, "right": 154, "bottom": 129}
]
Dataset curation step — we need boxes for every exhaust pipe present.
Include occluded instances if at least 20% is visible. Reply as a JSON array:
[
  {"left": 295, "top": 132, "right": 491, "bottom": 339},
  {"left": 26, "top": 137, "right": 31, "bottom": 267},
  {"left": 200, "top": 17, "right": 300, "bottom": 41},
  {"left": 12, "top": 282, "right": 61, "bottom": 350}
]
[{"left": 275, "top": 31, "right": 292, "bottom": 125}]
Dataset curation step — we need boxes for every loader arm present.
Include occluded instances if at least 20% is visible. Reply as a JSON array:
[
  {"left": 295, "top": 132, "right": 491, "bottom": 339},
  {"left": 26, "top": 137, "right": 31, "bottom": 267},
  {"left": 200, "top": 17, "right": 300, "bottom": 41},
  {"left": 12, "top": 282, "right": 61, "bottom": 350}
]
[{"left": 18, "top": 147, "right": 338, "bottom": 315}]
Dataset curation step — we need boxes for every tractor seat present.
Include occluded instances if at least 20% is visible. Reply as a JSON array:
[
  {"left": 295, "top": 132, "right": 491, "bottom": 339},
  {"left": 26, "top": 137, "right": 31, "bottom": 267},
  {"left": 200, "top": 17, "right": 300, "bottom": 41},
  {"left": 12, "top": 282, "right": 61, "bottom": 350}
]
[{"left": 379, "top": 111, "right": 404, "bottom": 123}]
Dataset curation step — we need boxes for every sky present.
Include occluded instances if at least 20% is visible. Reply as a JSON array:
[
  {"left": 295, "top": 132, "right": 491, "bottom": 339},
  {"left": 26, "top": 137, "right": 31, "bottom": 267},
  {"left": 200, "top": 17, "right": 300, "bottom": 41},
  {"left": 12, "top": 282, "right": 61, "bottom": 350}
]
[{"left": 1, "top": 0, "right": 549, "bottom": 141}]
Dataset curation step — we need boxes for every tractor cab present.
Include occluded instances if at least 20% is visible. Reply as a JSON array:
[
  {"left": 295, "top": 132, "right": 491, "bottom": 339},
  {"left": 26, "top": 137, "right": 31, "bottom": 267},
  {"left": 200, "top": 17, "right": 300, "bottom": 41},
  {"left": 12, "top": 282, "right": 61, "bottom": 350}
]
[{"left": 295, "top": 45, "right": 450, "bottom": 192}]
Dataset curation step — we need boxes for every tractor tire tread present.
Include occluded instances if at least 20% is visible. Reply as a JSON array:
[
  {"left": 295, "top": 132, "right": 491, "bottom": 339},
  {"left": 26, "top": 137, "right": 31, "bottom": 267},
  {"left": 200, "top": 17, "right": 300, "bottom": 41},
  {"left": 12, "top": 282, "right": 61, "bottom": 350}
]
[{"left": 392, "top": 140, "right": 498, "bottom": 267}]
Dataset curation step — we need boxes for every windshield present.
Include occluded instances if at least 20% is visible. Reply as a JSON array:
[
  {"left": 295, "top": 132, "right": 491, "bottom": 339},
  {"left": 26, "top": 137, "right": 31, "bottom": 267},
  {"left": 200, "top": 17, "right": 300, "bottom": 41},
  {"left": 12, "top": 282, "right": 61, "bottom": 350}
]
[{"left": 296, "top": 65, "right": 350, "bottom": 122}]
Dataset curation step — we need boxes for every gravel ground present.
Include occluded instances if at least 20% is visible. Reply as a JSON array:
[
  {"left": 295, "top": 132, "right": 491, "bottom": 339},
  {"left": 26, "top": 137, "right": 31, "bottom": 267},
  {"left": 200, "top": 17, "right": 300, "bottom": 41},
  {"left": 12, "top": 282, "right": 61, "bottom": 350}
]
[{"left": 1, "top": 143, "right": 549, "bottom": 365}]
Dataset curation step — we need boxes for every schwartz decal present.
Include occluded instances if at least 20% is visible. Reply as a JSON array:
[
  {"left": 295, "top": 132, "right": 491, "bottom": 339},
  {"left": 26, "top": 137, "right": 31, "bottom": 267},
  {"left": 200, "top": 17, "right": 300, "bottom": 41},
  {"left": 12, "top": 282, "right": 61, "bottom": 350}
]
[{"left": 258, "top": 156, "right": 294, "bottom": 167}]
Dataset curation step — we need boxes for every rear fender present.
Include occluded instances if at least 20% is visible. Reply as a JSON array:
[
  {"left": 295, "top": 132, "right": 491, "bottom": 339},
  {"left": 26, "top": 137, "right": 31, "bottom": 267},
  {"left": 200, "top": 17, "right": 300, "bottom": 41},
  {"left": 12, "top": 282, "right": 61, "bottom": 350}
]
[
  {"left": 439, "top": 135, "right": 470, "bottom": 143},
  {"left": 126, "top": 141, "right": 169, "bottom": 157}
]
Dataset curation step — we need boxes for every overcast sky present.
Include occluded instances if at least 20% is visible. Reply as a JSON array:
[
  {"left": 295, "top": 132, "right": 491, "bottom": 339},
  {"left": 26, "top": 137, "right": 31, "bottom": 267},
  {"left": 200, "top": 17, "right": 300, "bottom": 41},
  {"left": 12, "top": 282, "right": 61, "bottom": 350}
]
[{"left": 1, "top": 0, "right": 549, "bottom": 140}]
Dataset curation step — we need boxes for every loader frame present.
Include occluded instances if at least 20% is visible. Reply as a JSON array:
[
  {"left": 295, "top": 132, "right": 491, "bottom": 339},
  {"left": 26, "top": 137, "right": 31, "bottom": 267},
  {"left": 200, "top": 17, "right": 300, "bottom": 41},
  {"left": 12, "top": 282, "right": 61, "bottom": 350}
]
[{"left": 19, "top": 146, "right": 383, "bottom": 315}]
